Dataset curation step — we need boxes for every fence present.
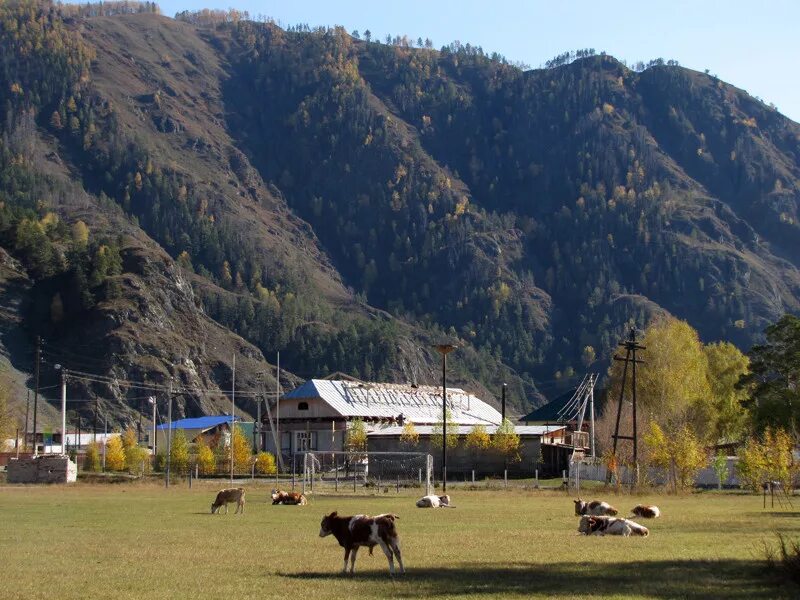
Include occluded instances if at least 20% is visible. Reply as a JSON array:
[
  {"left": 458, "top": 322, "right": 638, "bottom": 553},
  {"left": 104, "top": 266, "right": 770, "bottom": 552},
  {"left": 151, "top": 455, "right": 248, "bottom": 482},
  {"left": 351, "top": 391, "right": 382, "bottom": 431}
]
[
  {"left": 569, "top": 457, "right": 742, "bottom": 489},
  {"left": 300, "top": 451, "right": 433, "bottom": 495}
]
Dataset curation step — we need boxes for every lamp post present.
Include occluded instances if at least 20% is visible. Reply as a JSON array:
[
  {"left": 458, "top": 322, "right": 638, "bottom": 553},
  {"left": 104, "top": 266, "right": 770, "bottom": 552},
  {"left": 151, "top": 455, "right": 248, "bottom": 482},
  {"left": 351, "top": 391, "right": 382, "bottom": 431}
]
[{"left": 433, "top": 344, "right": 457, "bottom": 492}]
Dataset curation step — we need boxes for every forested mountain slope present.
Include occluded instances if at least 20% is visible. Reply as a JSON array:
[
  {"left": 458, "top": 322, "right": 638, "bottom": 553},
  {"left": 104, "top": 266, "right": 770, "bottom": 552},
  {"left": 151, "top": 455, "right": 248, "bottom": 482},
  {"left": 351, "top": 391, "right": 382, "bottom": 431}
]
[{"left": 1, "top": 3, "right": 799, "bottom": 424}]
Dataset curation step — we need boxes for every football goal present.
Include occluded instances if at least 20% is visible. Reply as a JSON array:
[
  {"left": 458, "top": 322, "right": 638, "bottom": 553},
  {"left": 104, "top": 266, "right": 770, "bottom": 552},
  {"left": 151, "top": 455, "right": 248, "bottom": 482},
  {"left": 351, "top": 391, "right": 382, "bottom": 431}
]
[{"left": 301, "top": 451, "right": 432, "bottom": 495}]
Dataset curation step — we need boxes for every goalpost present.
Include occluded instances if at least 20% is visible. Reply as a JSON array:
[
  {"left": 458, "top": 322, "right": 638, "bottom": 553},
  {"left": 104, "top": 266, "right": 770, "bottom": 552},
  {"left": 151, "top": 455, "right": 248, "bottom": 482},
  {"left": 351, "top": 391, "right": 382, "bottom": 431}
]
[{"left": 302, "top": 451, "right": 432, "bottom": 496}]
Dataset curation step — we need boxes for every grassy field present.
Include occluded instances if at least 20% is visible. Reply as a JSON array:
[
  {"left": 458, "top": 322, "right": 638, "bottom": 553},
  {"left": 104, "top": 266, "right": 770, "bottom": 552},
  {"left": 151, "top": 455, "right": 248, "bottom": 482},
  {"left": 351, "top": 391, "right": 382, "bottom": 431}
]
[{"left": 0, "top": 482, "right": 797, "bottom": 599}]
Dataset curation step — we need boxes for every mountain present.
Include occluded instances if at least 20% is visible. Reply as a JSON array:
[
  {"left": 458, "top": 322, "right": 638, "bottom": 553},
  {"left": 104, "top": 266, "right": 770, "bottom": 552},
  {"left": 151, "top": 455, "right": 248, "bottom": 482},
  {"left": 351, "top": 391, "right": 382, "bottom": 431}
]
[{"left": 1, "top": 2, "right": 799, "bottom": 426}]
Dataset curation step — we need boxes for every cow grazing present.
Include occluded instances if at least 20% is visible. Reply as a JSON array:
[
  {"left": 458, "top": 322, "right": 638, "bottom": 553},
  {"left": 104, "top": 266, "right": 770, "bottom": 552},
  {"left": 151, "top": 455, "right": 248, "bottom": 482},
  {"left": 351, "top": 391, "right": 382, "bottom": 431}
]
[
  {"left": 631, "top": 504, "right": 661, "bottom": 519},
  {"left": 415, "top": 494, "right": 455, "bottom": 508},
  {"left": 271, "top": 489, "right": 307, "bottom": 505},
  {"left": 319, "top": 511, "right": 405, "bottom": 576},
  {"left": 578, "top": 515, "right": 649, "bottom": 537},
  {"left": 211, "top": 488, "right": 245, "bottom": 514},
  {"left": 574, "top": 498, "right": 618, "bottom": 516}
]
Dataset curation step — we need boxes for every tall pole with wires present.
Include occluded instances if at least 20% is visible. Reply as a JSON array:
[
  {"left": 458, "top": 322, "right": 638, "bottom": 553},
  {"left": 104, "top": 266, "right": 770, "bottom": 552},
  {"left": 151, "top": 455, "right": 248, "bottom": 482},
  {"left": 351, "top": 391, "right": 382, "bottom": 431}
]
[
  {"left": 166, "top": 381, "right": 173, "bottom": 488},
  {"left": 230, "top": 354, "right": 236, "bottom": 484},
  {"left": 276, "top": 351, "right": 280, "bottom": 472},
  {"left": 32, "top": 336, "right": 41, "bottom": 456}
]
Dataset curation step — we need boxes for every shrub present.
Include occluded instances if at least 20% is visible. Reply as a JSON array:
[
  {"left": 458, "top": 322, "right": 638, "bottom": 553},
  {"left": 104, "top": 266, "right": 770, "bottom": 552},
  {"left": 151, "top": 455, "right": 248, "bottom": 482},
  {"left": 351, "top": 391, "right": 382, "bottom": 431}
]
[
  {"left": 83, "top": 441, "right": 101, "bottom": 472},
  {"left": 232, "top": 424, "right": 252, "bottom": 473},
  {"left": 737, "top": 427, "right": 796, "bottom": 491},
  {"left": 465, "top": 424, "right": 490, "bottom": 451},
  {"left": 491, "top": 419, "right": 521, "bottom": 462},
  {"left": 104, "top": 435, "right": 126, "bottom": 472},
  {"left": 399, "top": 422, "right": 419, "bottom": 447},
  {"left": 154, "top": 450, "right": 167, "bottom": 472},
  {"left": 195, "top": 436, "right": 216, "bottom": 476},
  {"left": 255, "top": 451, "right": 276, "bottom": 475},
  {"left": 169, "top": 429, "right": 189, "bottom": 475},
  {"left": 765, "top": 533, "right": 800, "bottom": 585}
]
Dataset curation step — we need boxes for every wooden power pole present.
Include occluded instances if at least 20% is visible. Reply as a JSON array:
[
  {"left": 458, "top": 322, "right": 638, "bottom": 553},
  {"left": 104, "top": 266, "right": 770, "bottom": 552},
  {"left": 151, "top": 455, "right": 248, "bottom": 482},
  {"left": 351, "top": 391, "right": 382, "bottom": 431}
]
[{"left": 611, "top": 327, "right": 645, "bottom": 487}]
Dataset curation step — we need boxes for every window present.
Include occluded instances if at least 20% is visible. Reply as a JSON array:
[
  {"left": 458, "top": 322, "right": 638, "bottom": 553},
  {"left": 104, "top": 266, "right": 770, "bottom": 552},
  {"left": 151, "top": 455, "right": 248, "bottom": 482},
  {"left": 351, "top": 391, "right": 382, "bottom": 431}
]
[
  {"left": 296, "top": 431, "right": 317, "bottom": 451},
  {"left": 298, "top": 401, "right": 309, "bottom": 411}
]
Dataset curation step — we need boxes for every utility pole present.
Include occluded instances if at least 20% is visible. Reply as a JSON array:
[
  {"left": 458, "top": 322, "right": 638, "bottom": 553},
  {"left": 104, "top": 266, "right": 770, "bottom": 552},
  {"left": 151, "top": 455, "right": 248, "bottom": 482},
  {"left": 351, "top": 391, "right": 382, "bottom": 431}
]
[
  {"left": 59, "top": 365, "right": 67, "bottom": 455},
  {"left": 102, "top": 414, "right": 107, "bottom": 471},
  {"left": 434, "top": 344, "right": 457, "bottom": 493},
  {"left": 93, "top": 397, "right": 98, "bottom": 443},
  {"left": 230, "top": 354, "right": 235, "bottom": 485},
  {"left": 501, "top": 383, "right": 507, "bottom": 422},
  {"left": 24, "top": 390, "right": 30, "bottom": 453},
  {"left": 166, "top": 382, "right": 173, "bottom": 488},
  {"left": 276, "top": 351, "right": 280, "bottom": 471},
  {"left": 32, "top": 336, "right": 41, "bottom": 456},
  {"left": 611, "top": 327, "right": 645, "bottom": 487},
  {"left": 589, "top": 378, "right": 596, "bottom": 458},
  {"left": 149, "top": 396, "right": 156, "bottom": 455}
]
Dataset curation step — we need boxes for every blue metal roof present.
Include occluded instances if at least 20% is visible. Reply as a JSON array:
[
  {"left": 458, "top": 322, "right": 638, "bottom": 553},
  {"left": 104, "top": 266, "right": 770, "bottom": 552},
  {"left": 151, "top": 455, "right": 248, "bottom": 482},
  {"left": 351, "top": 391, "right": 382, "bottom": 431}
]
[{"left": 156, "top": 415, "right": 240, "bottom": 431}]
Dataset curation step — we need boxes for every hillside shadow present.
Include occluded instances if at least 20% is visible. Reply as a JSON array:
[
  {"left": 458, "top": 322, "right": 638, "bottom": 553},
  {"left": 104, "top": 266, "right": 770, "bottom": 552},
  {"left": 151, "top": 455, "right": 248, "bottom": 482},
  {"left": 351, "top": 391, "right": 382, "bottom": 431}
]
[{"left": 282, "top": 559, "right": 790, "bottom": 599}]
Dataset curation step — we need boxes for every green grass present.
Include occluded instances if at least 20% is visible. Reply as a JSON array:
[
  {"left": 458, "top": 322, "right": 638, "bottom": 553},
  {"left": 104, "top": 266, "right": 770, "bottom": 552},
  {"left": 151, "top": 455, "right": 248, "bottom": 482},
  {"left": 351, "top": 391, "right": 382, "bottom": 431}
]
[{"left": 0, "top": 482, "right": 797, "bottom": 599}]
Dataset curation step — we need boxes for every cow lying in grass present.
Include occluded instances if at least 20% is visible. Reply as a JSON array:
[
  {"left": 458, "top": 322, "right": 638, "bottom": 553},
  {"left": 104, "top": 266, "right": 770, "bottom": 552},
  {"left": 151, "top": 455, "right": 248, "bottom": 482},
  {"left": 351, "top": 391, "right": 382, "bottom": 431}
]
[
  {"left": 319, "top": 512, "right": 405, "bottom": 576},
  {"left": 211, "top": 488, "right": 245, "bottom": 514},
  {"left": 631, "top": 504, "right": 661, "bottom": 518},
  {"left": 271, "top": 489, "right": 307, "bottom": 505},
  {"left": 578, "top": 515, "right": 649, "bottom": 537},
  {"left": 415, "top": 494, "right": 454, "bottom": 508},
  {"left": 574, "top": 498, "right": 618, "bottom": 516}
]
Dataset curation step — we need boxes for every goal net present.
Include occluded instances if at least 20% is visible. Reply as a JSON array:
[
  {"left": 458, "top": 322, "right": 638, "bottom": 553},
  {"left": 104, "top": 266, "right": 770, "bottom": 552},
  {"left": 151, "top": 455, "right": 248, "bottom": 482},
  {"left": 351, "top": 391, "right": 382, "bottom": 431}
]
[{"left": 301, "top": 451, "right": 432, "bottom": 496}]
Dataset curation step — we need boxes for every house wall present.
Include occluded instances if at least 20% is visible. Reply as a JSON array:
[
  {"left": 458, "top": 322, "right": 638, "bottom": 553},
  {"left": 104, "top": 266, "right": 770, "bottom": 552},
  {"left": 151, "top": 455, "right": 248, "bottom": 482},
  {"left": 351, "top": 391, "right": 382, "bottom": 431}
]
[
  {"left": 277, "top": 397, "right": 340, "bottom": 420},
  {"left": 367, "top": 435, "right": 552, "bottom": 476}
]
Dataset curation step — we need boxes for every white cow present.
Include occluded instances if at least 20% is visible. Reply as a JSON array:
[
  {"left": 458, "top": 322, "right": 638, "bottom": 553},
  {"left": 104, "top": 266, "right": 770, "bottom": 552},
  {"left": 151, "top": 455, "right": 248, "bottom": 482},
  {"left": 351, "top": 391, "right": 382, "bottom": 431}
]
[{"left": 416, "top": 494, "right": 455, "bottom": 508}]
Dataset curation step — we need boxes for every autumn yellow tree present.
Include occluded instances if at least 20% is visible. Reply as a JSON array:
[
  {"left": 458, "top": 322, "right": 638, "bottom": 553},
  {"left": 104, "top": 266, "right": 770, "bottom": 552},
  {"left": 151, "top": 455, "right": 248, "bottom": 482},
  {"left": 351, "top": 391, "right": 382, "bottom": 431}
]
[
  {"left": 465, "top": 424, "right": 490, "bottom": 452},
  {"left": 255, "top": 451, "right": 277, "bottom": 475},
  {"left": 83, "top": 441, "right": 101, "bottom": 472},
  {"left": 195, "top": 436, "right": 216, "bottom": 476},
  {"left": 122, "top": 427, "right": 148, "bottom": 474},
  {"left": 492, "top": 419, "right": 521, "bottom": 463},
  {"left": 345, "top": 418, "right": 368, "bottom": 453},
  {"left": 232, "top": 424, "right": 252, "bottom": 473},
  {"left": 105, "top": 435, "right": 126, "bottom": 471},
  {"left": 644, "top": 421, "right": 707, "bottom": 492},
  {"left": 430, "top": 409, "right": 459, "bottom": 450},
  {"left": 399, "top": 421, "right": 419, "bottom": 447},
  {"left": 737, "top": 427, "right": 796, "bottom": 491},
  {"left": 705, "top": 341, "right": 749, "bottom": 442},
  {"left": 169, "top": 429, "right": 190, "bottom": 475}
]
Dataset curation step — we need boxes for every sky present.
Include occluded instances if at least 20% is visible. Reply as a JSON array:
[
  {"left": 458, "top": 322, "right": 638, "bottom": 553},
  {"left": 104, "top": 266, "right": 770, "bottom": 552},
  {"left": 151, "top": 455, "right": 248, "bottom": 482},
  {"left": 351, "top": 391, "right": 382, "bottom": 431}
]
[{"left": 156, "top": 0, "right": 800, "bottom": 123}]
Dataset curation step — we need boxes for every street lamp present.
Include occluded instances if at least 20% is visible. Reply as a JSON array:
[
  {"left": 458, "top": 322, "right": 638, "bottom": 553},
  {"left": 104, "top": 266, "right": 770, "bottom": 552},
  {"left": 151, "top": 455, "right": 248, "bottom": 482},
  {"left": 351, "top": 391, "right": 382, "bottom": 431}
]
[{"left": 433, "top": 343, "right": 457, "bottom": 492}]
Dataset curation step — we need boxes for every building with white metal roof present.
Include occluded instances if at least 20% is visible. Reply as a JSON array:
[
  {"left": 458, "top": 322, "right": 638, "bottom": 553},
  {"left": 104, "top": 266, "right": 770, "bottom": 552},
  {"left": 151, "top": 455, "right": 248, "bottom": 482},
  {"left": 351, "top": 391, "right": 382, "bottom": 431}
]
[{"left": 261, "top": 379, "right": 502, "bottom": 460}]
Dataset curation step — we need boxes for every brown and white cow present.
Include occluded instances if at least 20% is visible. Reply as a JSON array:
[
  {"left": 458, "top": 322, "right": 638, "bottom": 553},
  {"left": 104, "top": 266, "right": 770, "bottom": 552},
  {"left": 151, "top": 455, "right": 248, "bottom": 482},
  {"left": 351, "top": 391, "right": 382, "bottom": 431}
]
[
  {"left": 211, "top": 488, "right": 245, "bottom": 514},
  {"left": 574, "top": 498, "right": 618, "bottom": 516},
  {"left": 631, "top": 504, "right": 660, "bottom": 519},
  {"left": 319, "top": 511, "right": 405, "bottom": 576},
  {"left": 578, "top": 515, "right": 649, "bottom": 537},
  {"left": 271, "top": 489, "right": 307, "bottom": 505},
  {"left": 415, "top": 494, "right": 454, "bottom": 508}
]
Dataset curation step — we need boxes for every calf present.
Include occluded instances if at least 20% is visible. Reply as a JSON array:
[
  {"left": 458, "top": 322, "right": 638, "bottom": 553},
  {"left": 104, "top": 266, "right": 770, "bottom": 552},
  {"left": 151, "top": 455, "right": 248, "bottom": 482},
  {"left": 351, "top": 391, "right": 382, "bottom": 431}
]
[
  {"left": 415, "top": 494, "right": 454, "bottom": 508},
  {"left": 578, "top": 515, "right": 649, "bottom": 537},
  {"left": 211, "top": 488, "right": 245, "bottom": 514},
  {"left": 319, "top": 511, "right": 405, "bottom": 576},
  {"left": 631, "top": 504, "right": 660, "bottom": 519},
  {"left": 574, "top": 498, "right": 618, "bottom": 516},
  {"left": 271, "top": 489, "right": 307, "bottom": 505}
]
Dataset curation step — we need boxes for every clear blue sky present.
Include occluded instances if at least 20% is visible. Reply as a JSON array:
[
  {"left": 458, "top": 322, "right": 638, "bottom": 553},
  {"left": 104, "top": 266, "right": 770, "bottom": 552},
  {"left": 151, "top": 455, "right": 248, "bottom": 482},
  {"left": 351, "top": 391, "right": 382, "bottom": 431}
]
[{"left": 157, "top": 0, "right": 800, "bottom": 123}]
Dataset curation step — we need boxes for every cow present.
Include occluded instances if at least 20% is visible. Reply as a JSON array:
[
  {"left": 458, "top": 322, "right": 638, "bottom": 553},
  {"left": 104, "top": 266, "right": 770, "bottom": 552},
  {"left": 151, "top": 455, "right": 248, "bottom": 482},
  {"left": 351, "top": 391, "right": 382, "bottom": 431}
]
[
  {"left": 574, "top": 498, "right": 618, "bottom": 516},
  {"left": 319, "top": 511, "right": 405, "bottom": 576},
  {"left": 271, "top": 489, "right": 307, "bottom": 505},
  {"left": 415, "top": 494, "right": 455, "bottom": 508},
  {"left": 578, "top": 515, "right": 649, "bottom": 537},
  {"left": 631, "top": 504, "right": 661, "bottom": 519},
  {"left": 211, "top": 488, "right": 245, "bottom": 514}
]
